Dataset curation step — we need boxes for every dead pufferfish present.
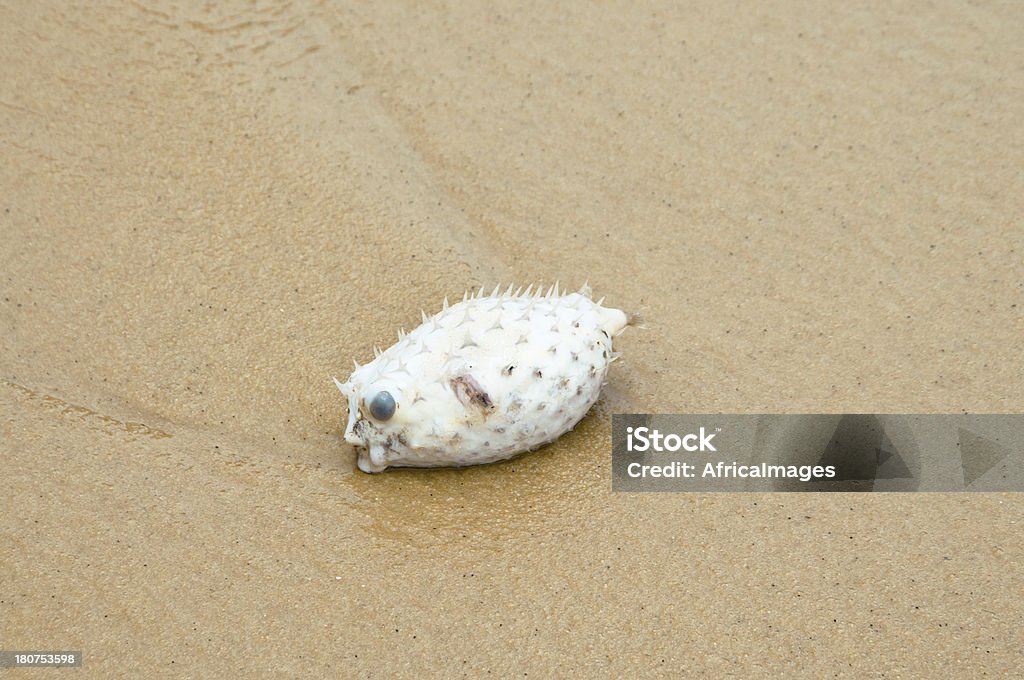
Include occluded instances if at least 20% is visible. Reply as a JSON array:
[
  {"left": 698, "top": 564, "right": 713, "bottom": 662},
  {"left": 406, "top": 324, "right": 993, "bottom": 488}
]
[{"left": 333, "top": 283, "right": 630, "bottom": 473}]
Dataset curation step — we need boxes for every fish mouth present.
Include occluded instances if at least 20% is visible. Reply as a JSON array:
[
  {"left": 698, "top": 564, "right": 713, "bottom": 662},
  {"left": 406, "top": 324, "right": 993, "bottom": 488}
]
[
  {"left": 343, "top": 419, "right": 364, "bottom": 446},
  {"left": 345, "top": 415, "right": 378, "bottom": 448},
  {"left": 356, "top": 443, "right": 390, "bottom": 473},
  {"left": 344, "top": 416, "right": 396, "bottom": 473}
]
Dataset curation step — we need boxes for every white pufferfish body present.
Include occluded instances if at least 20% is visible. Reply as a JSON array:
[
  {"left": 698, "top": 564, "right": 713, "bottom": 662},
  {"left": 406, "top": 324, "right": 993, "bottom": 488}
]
[{"left": 334, "top": 283, "right": 629, "bottom": 473}]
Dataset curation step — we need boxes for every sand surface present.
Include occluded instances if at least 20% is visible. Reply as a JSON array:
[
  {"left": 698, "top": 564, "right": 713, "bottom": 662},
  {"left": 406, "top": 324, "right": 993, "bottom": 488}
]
[{"left": 2, "top": 1, "right": 1022, "bottom": 676}]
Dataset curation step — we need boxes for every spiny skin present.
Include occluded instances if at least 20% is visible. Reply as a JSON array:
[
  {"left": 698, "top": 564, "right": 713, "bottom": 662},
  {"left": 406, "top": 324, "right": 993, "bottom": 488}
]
[{"left": 335, "top": 284, "right": 629, "bottom": 473}]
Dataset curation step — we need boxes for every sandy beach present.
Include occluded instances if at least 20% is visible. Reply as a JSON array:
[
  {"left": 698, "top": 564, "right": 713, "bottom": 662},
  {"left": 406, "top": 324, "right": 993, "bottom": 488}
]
[{"left": 2, "top": 1, "right": 1022, "bottom": 676}]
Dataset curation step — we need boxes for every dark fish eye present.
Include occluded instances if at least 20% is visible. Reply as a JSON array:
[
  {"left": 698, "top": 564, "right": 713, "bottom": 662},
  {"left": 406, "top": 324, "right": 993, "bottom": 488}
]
[{"left": 368, "top": 390, "right": 396, "bottom": 421}]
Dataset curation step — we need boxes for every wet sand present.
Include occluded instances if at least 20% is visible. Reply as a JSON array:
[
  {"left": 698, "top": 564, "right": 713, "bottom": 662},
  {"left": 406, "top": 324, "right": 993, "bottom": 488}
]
[{"left": 2, "top": 1, "right": 1022, "bottom": 676}]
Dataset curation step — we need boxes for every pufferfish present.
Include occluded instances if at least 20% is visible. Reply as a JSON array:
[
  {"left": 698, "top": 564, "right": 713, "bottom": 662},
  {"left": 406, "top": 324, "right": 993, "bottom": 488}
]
[{"left": 334, "top": 283, "right": 630, "bottom": 473}]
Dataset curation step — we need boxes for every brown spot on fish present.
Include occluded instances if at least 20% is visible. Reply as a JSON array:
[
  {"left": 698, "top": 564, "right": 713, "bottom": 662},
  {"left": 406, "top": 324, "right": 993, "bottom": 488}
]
[{"left": 450, "top": 374, "right": 494, "bottom": 413}]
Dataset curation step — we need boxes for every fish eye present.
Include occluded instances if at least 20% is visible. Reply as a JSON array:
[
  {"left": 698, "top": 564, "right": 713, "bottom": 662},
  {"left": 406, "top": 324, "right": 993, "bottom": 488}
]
[{"left": 368, "top": 390, "right": 396, "bottom": 421}]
